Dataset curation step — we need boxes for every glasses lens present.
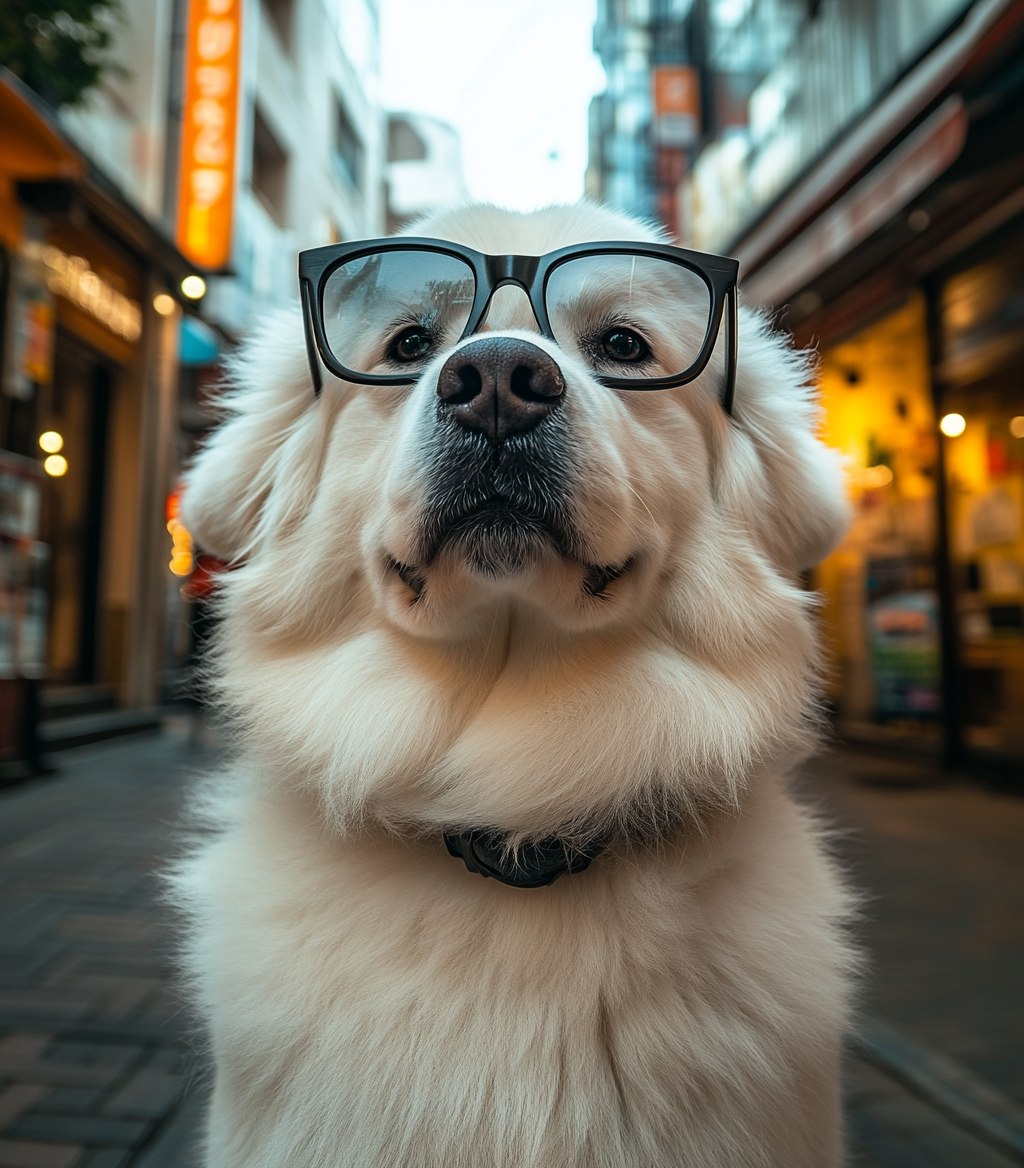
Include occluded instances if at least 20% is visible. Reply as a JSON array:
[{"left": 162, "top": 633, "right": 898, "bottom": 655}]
[
  {"left": 321, "top": 249, "right": 476, "bottom": 376},
  {"left": 545, "top": 253, "right": 712, "bottom": 380}
]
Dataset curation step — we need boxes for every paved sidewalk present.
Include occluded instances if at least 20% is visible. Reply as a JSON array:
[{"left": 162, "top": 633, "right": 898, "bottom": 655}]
[
  {"left": 0, "top": 725, "right": 216, "bottom": 1168},
  {"left": 799, "top": 746, "right": 1024, "bottom": 1167},
  {"left": 1, "top": 729, "right": 1022, "bottom": 1166}
]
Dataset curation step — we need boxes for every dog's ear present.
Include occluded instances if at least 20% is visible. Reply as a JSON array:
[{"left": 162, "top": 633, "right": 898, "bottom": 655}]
[
  {"left": 181, "top": 309, "right": 319, "bottom": 561},
  {"left": 717, "top": 309, "right": 850, "bottom": 573}
]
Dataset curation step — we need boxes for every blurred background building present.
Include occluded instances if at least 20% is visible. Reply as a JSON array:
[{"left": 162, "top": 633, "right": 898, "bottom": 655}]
[
  {"left": 1, "top": 72, "right": 193, "bottom": 769},
  {"left": 1, "top": 0, "right": 390, "bottom": 773},
  {"left": 590, "top": 0, "right": 1024, "bottom": 775},
  {"left": 4, "top": 0, "right": 1023, "bottom": 781},
  {"left": 385, "top": 111, "right": 468, "bottom": 233}
]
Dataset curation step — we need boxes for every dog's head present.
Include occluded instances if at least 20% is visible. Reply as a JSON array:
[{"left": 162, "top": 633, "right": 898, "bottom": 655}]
[{"left": 184, "top": 204, "right": 848, "bottom": 841}]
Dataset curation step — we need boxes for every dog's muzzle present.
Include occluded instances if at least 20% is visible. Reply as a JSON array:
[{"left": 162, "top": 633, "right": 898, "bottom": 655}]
[
  {"left": 444, "top": 829, "right": 605, "bottom": 888},
  {"left": 418, "top": 339, "right": 576, "bottom": 574},
  {"left": 436, "top": 336, "right": 565, "bottom": 447}
]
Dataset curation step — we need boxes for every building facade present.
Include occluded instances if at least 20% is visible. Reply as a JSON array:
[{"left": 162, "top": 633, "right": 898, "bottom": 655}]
[
  {"left": 588, "top": 0, "right": 698, "bottom": 226},
  {"left": 1, "top": 71, "right": 191, "bottom": 769},
  {"left": 385, "top": 112, "right": 467, "bottom": 234},
  {"left": 2, "top": 0, "right": 386, "bottom": 768},
  {"left": 60, "top": 0, "right": 386, "bottom": 330},
  {"left": 590, "top": 0, "right": 1024, "bottom": 774}
]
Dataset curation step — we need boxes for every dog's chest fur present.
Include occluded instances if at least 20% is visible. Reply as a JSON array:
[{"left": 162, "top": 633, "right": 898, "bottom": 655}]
[{"left": 180, "top": 775, "right": 849, "bottom": 1168}]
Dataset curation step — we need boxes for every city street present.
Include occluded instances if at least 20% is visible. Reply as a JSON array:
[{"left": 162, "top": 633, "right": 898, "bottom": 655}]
[
  {"left": 2, "top": 0, "right": 1024, "bottom": 1164},
  {"left": 801, "top": 749, "right": 1024, "bottom": 1167},
  {"left": 1, "top": 726, "right": 1022, "bottom": 1167},
  {"left": 0, "top": 725, "right": 216, "bottom": 1168}
]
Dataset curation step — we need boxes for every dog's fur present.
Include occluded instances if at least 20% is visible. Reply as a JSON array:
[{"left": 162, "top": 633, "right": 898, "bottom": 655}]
[{"left": 174, "top": 203, "right": 856, "bottom": 1167}]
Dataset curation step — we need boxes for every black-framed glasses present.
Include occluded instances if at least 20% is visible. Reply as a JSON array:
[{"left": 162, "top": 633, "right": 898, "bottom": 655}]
[{"left": 298, "top": 238, "right": 739, "bottom": 414}]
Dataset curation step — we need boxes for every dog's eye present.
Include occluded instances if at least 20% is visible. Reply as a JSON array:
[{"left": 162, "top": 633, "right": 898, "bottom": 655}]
[
  {"left": 388, "top": 327, "right": 433, "bottom": 363},
  {"left": 601, "top": 328, "right": 649, "bottom": 363}
]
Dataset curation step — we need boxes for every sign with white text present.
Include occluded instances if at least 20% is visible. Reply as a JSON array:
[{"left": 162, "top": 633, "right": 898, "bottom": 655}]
[{"left": 176, "top": 0, "right": 242, "bottom": 270}]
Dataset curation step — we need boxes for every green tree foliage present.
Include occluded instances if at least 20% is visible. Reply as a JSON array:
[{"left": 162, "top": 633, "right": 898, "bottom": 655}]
[{"left": 0, "top": 0, "right": 123, "bottom": 107}]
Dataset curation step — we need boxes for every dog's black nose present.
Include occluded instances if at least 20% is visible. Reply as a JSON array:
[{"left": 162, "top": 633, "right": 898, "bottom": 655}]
[{"left": 436, "top": 337, "right": 565, "bottom": 445}]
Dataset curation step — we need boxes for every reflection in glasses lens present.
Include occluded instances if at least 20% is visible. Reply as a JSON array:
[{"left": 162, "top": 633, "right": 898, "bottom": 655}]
[
  {"left": 322, "top": 250, "right": 476, "bottom": 376},
  {"left": 545, "top": 254, "right": 711, "bottom": 379}
]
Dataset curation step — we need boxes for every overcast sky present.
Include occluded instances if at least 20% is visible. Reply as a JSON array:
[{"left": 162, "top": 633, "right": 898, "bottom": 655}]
[{"left": 378, "top": 0, "right": 607, "bottom": 211}]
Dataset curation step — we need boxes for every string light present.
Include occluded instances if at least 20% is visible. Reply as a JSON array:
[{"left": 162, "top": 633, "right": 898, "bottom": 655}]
[
  {"left": 44, "top": 454, "right": 68, "bottom": 476},
  {"left": 939, "top": 413, "right": 966, "bottom": 437},
  {"left": 38, "top": 431, "right": 63, "bottom": 453}
]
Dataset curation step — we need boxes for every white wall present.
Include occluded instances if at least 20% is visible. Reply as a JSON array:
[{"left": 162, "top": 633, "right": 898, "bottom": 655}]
[{"left": 59, "top": 0, "right": 175, "bottom": 219}]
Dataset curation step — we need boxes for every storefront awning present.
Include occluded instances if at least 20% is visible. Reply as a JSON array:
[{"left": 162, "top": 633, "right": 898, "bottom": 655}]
[
  {"left": 179, "top": 315, "right": 220, "bottom": 366},
  {"left": 0, "top": 67, "right": 198, "bottom": 295},
  {"left": 0, "top": 67, "right": 85, "bottom": 251},
  {"left": 742, "top": 96, "right": 969, "bottom": 305},
  {"left": 734, "top": 0, "right": 1024, "bottom": 288},
  {"left": 0, "top": 73, "right": 84, "bottom": 182}
]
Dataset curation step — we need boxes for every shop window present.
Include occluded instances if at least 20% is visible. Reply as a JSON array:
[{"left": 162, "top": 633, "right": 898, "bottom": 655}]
[
  {"left": 334, "top": 97, "right": 364, "bottom": 190},
  {"left": 813, "top": 294, "right": 942, "bottom": 748},
  {"left": 251, "top": 106, "right": 289, "bottom": 227},
  {"left": 940, "top": 223, "right": 1024, "bottom": 761}
]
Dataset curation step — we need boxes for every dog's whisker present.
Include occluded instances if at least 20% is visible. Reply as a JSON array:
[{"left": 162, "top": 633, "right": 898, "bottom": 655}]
[{"left": 624, "top": 479, "right": 657, "bottom": 526}]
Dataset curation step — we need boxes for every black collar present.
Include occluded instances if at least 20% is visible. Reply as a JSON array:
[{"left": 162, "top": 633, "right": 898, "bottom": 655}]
[{"left": 444, "top": 829, "right": 605, "bottom": 888}]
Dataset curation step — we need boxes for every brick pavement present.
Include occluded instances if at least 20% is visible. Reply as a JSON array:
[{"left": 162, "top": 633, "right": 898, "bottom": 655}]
[
  {"left": 0, "top": 725, "right": 215, "bottom": 1168},
  {"left": 804, "top": 749, "right": 1024, "bottom": 1096},
  {"left": 1, "top": 727, "right": 1022, "bottom": 1166},
  {"left": 800, "top": 746, "right": 1024, "bottom": 1167}
]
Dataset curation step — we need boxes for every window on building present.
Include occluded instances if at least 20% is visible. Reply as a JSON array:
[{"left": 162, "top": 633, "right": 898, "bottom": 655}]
[
  {"left": 387, "top": 116, "right": 427, "bottom": 163},
  {"left": 334, "top": 97, "right": 364, "bottom": 190},
  {"left": 251, "top": 106, "right": 289, "bottom": 227},
  {"left": 262, "top": 0, "right": 295, "bottom": 49}
]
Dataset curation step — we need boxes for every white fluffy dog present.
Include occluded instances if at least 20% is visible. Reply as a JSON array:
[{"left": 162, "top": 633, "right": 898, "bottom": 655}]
[{"left": 175, "top": 203, "right": 856, "bottom": 1167}]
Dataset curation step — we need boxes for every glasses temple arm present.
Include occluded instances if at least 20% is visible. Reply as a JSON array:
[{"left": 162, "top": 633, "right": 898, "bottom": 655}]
[
  {"left": 722, "top": 285, "right": 737, "bottom": 416},
  {"left": 300, "top": 278, "right": 323, "bottom": 398}
]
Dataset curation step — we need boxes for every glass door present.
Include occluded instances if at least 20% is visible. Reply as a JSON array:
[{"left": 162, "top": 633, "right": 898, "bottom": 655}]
[
  {"left": 940, "top": 223, "right": 1024, "bottom": 764},
  {"left": 814, "top": 294, "right": 942, "bottom": 751}
]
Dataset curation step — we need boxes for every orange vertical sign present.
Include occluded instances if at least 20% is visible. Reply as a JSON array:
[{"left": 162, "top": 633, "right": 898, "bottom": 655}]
[
  {"left": 652, "top": 66, "right": 699, "bottom": 118},
  {"left": 652, "top": 66, "right": 700, "bottom": 148},
  {"left": 176, "top": 0, "right": 241, "bottom": 270}
]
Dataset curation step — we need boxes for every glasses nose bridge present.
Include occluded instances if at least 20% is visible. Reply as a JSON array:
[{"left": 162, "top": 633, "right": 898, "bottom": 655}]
[
  {"left": 473, "top": 254, "right": 543, "bottom": 337},
  {"left": 485, "top": 253, "right": 540, "bottom": 293}
]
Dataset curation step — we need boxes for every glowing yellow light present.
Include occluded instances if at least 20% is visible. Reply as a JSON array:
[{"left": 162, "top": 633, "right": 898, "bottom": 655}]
[
  {"left": 940, "top": 413, "right": 966, "bottom": 437},
  {"left": 180, "top": 275, "right": 207, "bottom": 300},
  {"left": 1011, "top": 416, "right": 1024, "bottom": 439},
  {"left": 38, "top": 430, "right": 63, "bottom": 453},
  {"left": 167, "top": 517, "right": 194, "bottom": 576},
  {"left": 153, "top": 293, "right": 176, "bottom": 316},
  {"left": 44, "top": 454, "right": 68, "bottom": 476},
  {"left": 862, "top": 464, "right": 893, "bottom": 489}
]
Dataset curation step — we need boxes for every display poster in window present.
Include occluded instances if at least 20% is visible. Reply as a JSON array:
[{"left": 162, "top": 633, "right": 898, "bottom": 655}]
[
  {"left": 2, "top": 253, "right": 55, "bottom": 402},
  {"left": 0, "top": 453, "right": 48, "bottom": 680},
  {"left": 867, "top": 589, "right": 942, "bottom": 718}
]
